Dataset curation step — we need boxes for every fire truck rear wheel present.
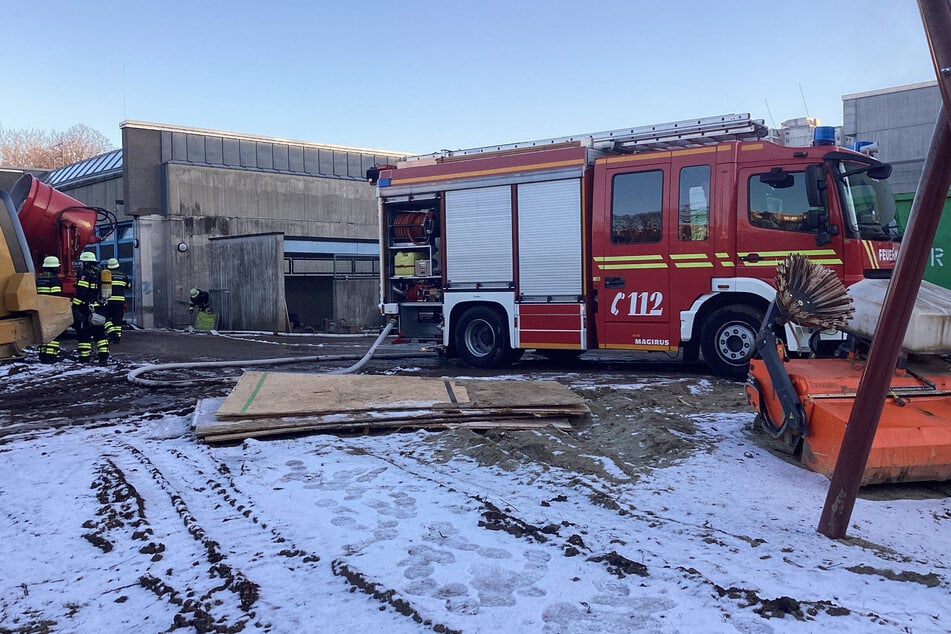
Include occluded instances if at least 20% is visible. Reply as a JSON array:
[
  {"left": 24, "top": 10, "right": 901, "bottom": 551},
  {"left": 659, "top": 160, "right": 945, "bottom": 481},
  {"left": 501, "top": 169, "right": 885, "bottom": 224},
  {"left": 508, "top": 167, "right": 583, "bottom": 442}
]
[
  {"left": 700, "top": 305, "right": 763, "bottom": 381},
  {"left": 455, "top": 306, "right": 514, "bottom": 369}
]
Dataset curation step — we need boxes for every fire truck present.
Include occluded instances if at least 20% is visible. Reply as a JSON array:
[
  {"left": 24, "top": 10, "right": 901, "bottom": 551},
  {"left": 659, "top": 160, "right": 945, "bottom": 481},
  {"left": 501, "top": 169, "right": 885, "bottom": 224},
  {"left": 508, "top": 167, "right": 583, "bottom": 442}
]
[{"left": 368, "top": 113, "right": 901, "bottom": 379}]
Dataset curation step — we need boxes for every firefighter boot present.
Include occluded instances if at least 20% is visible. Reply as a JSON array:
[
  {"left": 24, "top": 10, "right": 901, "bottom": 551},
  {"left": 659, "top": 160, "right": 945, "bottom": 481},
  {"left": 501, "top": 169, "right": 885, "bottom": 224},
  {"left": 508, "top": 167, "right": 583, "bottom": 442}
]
[
  {"left": 96, "top": 338, "right": 110, "bottom": 366},
  {"left": 76, "top": 341, "right": 92, "bottom": 363}
]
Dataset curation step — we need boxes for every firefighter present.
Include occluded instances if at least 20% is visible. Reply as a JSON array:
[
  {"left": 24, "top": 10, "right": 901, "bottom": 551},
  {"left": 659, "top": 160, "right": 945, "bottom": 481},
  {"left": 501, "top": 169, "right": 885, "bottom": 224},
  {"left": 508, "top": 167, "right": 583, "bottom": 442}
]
[
  {"left": 72, "top": 252, "right": 110, "bottom": 365},
  {"left": 35, "top": 255, "right": 64, "bottom": 363},
  {"left": 103, "top": 258, "right": 128, "bottom": 343},
  {"left": 189, "top": 288, "right": 210, "bottom": 313}
]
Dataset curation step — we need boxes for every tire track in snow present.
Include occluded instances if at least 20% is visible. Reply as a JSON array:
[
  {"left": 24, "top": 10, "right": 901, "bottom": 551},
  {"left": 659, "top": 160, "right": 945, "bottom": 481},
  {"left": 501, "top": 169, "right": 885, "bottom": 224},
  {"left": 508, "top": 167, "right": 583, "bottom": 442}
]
[
  {"left": 85, "top": 451, "right": 258, "bottom": 632},
  {"left": 133, "top": 440, "right": 460, "bottom": 632}
]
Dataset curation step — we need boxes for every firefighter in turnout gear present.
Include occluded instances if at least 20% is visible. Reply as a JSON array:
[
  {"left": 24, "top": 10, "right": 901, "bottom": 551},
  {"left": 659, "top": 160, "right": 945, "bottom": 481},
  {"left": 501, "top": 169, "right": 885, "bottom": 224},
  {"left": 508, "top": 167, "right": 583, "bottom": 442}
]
[
  {"left": 103, "top": 258, "right": 128, "bottom": 343},
  {"left": 189, "top": 288, "right": 210, "bottom": 313},
  {"left": 35, "top": 256, "right": 64, "bottom": 363},
  {"left": 72, "top": 252, "right": 110, "bottom": 364}
]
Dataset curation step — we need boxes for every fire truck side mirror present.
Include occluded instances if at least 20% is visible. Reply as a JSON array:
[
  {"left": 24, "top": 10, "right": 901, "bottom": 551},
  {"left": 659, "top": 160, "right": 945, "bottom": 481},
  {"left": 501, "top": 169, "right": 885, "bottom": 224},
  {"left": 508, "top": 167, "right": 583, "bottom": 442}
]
[{"left": 867, "top": 163, "right": 892, "bottom": 180}]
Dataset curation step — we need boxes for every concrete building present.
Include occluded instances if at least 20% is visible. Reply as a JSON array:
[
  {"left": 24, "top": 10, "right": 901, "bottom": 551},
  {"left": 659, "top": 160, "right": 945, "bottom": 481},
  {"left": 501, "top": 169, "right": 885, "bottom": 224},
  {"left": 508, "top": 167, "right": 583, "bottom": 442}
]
[
  {"left": 843, "top": 80, "right": 949, "bottom": 288},
  {"left": 44, "top": 122, "right": 409, "bottom": 331},
  {"left": 843, "top": 80, "right": 942, "bottom": 194}
]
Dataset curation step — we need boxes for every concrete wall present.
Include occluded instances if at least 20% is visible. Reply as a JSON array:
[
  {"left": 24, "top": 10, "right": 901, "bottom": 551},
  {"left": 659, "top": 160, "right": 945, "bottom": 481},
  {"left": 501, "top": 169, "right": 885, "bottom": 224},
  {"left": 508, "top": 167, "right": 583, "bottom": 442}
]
[
  {"left": 843, "top": 82, "right": 942, "bottom": 194},
  {"left": 59, "top": 175, "right": 125, "bottom": 217},
  {"left": 166, "top": 163, "right": 378, "bottom": 237}
]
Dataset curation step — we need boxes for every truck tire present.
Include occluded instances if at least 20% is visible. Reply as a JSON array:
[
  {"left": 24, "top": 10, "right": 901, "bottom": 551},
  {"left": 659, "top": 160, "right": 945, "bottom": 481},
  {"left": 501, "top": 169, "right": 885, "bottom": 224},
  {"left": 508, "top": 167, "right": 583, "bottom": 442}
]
[
  {"left": 700, "top": 305, "right": 763, "bottom": 381},
  {"left": 454, "top": 306, "right": 514, "bottom": 369}
]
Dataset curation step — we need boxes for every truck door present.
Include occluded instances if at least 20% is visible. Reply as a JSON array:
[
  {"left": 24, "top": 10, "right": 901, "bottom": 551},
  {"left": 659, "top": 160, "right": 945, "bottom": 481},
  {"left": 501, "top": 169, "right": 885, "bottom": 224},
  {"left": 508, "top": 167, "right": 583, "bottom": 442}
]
[
  {"left": 593, "top": 160, "right": 674, "bottom": 352},
  {"left": 735, "top": 166, "right": 844, "bottom": 281}
]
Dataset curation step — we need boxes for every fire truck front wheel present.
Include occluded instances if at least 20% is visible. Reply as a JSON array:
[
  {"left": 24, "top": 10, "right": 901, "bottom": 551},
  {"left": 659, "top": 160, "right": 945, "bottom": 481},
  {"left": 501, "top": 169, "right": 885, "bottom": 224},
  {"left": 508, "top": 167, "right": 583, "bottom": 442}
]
[
  {"left": 700, "top": 305, "right": 763, "bottom": 381},
  {"left": 455, "top": 306, "right": 514, "bottom": 369}
]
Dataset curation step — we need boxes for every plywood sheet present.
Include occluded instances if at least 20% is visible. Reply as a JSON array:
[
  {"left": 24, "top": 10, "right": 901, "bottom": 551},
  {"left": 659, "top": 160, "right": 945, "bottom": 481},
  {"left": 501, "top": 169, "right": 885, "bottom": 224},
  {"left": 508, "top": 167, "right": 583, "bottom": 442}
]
[
  {"left": 216, "top": 372, "right": 470, "bottom": 419},
  {"left": 197, "top": 373, "right": 590, "bottom": 444}
]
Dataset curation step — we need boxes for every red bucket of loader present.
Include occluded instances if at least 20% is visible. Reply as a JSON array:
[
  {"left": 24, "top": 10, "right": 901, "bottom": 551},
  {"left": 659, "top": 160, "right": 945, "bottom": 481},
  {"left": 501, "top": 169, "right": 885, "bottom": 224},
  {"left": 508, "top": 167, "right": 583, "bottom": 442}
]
[{"left": 10, "top": 174, "right": 99, "bottom": 271}]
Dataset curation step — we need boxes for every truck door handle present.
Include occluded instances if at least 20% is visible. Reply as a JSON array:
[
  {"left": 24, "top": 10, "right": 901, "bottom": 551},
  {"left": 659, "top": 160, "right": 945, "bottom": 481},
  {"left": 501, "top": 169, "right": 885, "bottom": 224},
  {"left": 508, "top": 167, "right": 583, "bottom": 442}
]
[
  {"left": 741, "top": 253, "right": 761, "bottom": 263},
  {"left": 605, "top": 276, "right": 625, "bottom": 288}
]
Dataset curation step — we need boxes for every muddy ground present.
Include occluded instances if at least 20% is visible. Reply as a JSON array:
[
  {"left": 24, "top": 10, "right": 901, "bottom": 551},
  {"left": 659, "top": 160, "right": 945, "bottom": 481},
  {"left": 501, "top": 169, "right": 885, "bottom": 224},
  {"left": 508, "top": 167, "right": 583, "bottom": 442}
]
[
  {"left": 0, "top": 329, "right": 742, "bottom": 463},
  {"left": 1, "top": 328, "right": 946, "bottom": 503}
]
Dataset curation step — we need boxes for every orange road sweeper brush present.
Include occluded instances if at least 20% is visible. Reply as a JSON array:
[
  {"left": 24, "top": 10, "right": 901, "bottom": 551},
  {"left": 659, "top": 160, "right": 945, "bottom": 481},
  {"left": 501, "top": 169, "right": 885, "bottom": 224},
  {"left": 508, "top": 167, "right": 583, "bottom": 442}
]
[{"left": 746, "top": 254, "right": 951, "bottom": 485}]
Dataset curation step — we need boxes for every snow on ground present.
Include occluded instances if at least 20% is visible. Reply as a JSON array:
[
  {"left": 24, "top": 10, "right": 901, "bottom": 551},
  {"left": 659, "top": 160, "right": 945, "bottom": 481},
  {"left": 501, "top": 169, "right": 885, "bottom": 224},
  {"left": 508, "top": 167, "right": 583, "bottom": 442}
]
[{"left": 0, "top": 380, "right": 949, "bottom": 632}]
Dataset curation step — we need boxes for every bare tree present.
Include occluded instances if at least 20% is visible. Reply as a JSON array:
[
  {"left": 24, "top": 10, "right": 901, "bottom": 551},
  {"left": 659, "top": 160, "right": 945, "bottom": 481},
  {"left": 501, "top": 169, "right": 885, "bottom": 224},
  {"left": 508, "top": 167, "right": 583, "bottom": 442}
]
[{"left": 0, "top": 124, "right": 115, "bottom": 169}]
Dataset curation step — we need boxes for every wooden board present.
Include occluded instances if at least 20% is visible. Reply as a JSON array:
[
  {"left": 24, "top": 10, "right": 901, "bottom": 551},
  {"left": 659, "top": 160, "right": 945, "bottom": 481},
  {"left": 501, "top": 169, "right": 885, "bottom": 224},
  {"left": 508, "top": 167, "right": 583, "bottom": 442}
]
[
  {"left": 195, "top": 373, "right": 590, "bottom": 444},
  {"left": 216, "top": 372, "right": 471, "bottom": 419},
  {"left": 216, "top": 373, "right": 587, "bottom": 419}
]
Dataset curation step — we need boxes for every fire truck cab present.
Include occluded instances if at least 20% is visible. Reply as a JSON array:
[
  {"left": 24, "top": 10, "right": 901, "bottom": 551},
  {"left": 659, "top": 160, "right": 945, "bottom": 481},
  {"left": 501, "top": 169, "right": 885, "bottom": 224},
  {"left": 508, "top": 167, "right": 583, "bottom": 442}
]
[{"left": 371, "top": 114, "right": 900, "bottom": 379}]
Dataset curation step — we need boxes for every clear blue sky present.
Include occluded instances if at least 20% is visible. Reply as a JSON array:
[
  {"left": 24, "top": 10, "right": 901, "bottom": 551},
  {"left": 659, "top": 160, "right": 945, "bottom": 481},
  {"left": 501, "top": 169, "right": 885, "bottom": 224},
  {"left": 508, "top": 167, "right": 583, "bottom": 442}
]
[{"left": 1, "top": 0, "right": 937, "bottom": 155}]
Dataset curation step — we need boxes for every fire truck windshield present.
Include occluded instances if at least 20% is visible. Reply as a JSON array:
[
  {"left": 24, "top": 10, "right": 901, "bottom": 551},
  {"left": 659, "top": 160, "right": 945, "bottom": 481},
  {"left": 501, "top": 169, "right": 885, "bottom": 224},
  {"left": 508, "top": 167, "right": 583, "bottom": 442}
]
[{"left": 832, "top": 159, "right": 900, "bottom": 242}]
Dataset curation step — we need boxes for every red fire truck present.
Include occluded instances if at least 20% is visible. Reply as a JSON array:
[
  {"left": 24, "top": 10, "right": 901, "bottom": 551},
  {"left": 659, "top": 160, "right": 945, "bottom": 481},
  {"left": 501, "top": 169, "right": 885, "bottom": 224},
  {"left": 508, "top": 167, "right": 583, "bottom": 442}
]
[{"left": 368, "top": 114, "right": 900, "bottom": 379}]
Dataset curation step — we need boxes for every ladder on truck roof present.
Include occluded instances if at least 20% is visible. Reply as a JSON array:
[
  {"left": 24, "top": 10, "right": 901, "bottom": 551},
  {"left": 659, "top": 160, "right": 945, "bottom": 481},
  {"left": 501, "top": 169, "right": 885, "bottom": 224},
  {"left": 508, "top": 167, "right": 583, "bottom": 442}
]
[{"left": 408, "top": 113, "right": 769, "bottom": 161}]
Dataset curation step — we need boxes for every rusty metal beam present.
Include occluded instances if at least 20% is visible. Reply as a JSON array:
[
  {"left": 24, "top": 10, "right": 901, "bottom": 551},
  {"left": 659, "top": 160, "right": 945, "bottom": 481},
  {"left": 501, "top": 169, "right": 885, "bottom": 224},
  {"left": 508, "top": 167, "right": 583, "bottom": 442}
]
[{"left": 818, "top": 0, "right": 951, "bottom": 538}]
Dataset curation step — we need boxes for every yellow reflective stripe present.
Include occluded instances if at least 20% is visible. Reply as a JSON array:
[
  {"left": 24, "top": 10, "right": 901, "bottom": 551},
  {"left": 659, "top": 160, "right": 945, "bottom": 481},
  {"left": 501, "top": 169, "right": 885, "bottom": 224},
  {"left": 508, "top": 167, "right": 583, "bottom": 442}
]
[
  {"left": 601, "top": 145, "right": 717, "bottom": 164},
  {"left": 669, "top": 253, "right": 708, "bottom": 260},
  {"left": 716, "top": 253, "right": 735, "bottom": 267},
  {"left": 599, "top": 262, "right": 668, "bottom": 270},
  {"left": 673, "top": 262, "right": 714, "bottom": 268},
  {"left": 862, "top": 240, "right": 879, "bottom": 269}
]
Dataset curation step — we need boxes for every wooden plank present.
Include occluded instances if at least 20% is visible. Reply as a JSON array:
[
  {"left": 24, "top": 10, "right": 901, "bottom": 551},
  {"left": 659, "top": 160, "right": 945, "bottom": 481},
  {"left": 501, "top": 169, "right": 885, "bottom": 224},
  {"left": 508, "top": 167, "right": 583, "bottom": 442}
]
[
  {"left": 195, "top": 402, "right": 588, "bottom": 438},
  {"left": 216, "top": 373, "right": 471, "bottom": 419},
  {"left": 201, "top": 417, "right": 574, "bottom": 444}
]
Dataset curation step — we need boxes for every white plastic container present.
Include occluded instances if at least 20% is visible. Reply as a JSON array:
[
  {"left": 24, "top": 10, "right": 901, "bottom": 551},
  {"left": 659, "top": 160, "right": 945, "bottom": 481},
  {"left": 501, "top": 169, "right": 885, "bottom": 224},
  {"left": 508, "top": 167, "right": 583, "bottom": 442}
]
[{"left": 848, "top": 278, "right": 951, "bottom": 353}]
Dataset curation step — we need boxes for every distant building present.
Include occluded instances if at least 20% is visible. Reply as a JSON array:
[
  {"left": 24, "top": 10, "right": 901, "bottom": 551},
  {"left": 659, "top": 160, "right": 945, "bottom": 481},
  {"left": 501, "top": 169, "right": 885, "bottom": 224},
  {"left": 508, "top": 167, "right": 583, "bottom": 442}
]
[
  {"left": 43, "top": 122, "right": 409, "bottom": 331},
  {"left": 770, "top": 117, "right": 843, "bottom": 148},
  {"left": 843, "top": 80, "right": 941, "bottom": 194}
]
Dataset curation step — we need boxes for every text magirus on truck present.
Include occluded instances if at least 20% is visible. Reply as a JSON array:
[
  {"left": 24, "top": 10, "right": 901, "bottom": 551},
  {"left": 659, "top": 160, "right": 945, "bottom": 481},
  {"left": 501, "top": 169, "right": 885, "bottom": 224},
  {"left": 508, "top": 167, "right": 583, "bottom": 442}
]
[{"left": 369, "top": 113, "right": 900, "bottom": 379}]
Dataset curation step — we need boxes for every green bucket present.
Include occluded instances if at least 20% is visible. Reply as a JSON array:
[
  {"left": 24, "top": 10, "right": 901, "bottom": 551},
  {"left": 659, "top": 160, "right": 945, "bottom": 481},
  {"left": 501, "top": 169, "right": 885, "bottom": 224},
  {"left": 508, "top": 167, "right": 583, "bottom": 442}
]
[{"left": 194, "top": 311, "right": 218, "bottom": 331}]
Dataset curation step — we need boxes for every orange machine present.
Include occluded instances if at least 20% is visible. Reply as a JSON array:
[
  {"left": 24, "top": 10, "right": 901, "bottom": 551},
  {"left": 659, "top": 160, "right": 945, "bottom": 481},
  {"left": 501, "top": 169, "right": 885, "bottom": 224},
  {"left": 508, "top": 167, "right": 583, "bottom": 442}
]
[
  {"left": 746, "top": 255, "right": 951, "bottom": 485},
  {"left": 748, "top": 356, "right": 951, "bottom": 485}
]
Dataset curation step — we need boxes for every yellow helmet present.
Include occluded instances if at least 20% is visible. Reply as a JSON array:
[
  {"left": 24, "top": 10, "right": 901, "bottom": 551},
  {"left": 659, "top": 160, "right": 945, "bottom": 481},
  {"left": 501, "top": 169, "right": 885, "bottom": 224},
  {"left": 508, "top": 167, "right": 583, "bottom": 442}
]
[
  {"left": 79, "top": 251, "right": 97, "bottom": 263},
  {"left": 107, "top": 258, "right": 120, "bottom": 269},
  {"left": 42, "top": 255, "right": 60, "bottom": 268},
  {"left": 189, "top": 288, "right": 199, "bottom": 298}
]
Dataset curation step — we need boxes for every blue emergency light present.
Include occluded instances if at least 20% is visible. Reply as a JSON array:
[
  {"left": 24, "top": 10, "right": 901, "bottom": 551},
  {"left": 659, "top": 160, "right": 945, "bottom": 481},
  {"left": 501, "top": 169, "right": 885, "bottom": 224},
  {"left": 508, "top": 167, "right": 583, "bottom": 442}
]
[{"left": 813, "top": 126, "right": 837, "bottom": 146}]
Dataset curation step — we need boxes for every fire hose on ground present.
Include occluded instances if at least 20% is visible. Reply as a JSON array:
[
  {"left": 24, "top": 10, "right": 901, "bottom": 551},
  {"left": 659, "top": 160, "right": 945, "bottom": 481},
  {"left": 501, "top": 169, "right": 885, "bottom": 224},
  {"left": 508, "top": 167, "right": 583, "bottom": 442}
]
[{"left": 126, "top": 320, "right": 436, "bottom": 388}]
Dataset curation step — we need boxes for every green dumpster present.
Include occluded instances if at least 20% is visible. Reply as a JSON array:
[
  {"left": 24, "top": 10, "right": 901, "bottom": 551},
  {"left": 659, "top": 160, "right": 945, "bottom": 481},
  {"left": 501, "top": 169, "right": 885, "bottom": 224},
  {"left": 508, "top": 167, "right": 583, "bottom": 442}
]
[{"left": 895, "top": 192, "right": 951, "bottom": 290}]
